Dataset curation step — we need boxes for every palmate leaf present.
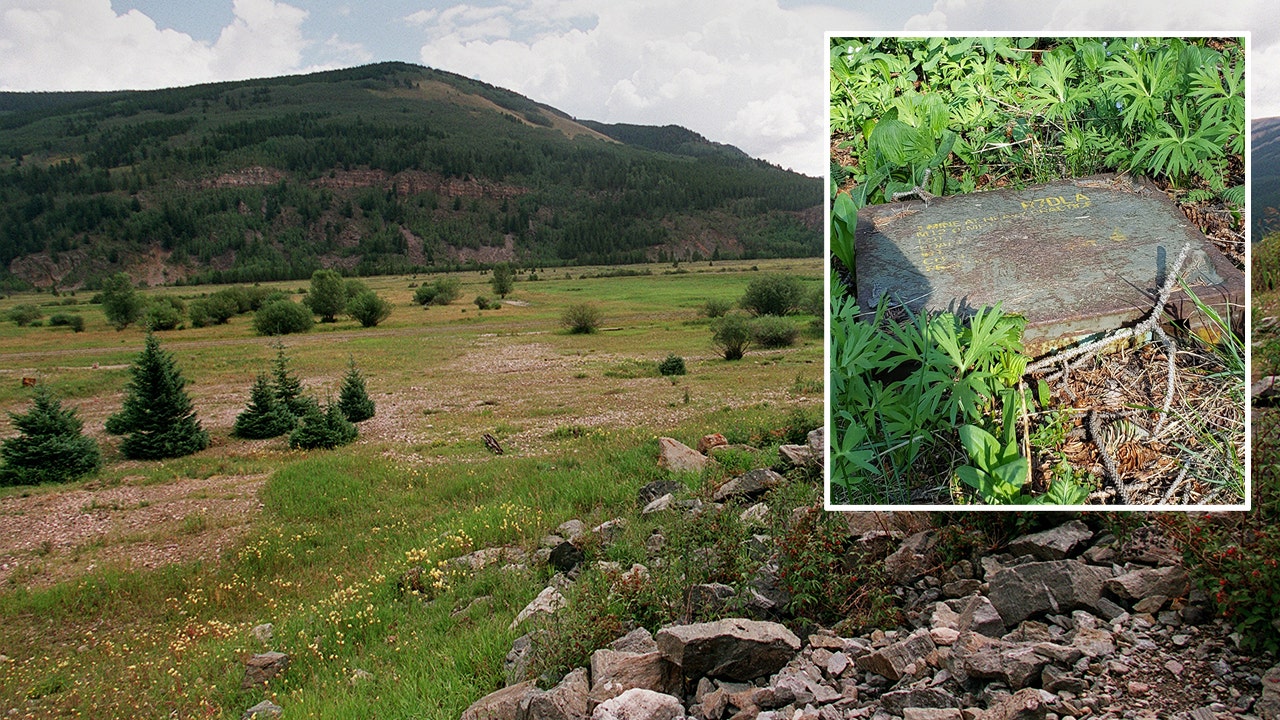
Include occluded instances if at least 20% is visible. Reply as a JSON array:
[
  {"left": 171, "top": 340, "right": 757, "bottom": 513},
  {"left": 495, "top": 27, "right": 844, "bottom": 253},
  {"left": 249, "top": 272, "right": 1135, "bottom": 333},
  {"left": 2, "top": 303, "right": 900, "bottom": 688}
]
[
  {"left": 1102, "top": 48, "right": 1176, "bottom": 129},
  {"left": 831, "top": 192, "right": 859, "bottom": 272},
  {"left": 1131, "top": 102, "right": 1223, "bottom": 185}
]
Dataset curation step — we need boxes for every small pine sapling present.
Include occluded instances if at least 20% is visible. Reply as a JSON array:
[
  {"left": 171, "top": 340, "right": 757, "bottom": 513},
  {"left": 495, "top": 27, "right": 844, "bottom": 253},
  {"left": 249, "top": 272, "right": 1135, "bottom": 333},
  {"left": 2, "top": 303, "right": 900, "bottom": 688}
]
[
  {"left": 233, "top": 374, "right": 297, "bottom": 439},
  {"left": 0, "top": 385, "right": 100, "bottom": 486},
  {"left": 105, "top": 334, "right": 209, "bottom": 460},
  {"left": 337, "top": 360, "right": 375, "bottom": 422}
]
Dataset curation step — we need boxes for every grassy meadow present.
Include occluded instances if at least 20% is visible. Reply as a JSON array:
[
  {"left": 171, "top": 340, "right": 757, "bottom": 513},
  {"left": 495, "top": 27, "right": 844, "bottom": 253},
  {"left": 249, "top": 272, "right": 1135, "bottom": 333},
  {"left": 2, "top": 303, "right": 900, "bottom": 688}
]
[{"left": 0, "top": 258, "right": 823, "bottom": 719}]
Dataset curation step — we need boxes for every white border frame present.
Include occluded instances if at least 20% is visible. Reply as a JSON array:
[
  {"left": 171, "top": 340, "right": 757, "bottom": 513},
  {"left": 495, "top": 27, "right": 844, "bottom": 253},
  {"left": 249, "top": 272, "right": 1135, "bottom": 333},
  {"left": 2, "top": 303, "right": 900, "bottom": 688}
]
[{"left": 823, "top": 31, "right": 1252, "bottom": 512}]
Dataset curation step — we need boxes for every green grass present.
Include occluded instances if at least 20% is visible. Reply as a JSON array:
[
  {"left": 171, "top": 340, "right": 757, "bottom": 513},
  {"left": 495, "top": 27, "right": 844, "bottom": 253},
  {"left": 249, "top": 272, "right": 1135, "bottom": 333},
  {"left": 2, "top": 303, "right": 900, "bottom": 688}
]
[{"left": 0, "top": 260, "right": 821, "bottom": 718}]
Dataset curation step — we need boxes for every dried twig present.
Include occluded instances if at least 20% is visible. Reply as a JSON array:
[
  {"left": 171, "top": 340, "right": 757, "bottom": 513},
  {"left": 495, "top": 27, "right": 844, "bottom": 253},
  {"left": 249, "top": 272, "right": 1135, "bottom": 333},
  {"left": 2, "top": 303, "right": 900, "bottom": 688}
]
[
  {"left": 1088, "top": 409, "right": 1128, "bottom": 503},
  {"left": 1150, "top": 324, "right": 1178, "bottom": 438},
  {"left": 891, "top": 168, "right": 935, "bottom": 206}
]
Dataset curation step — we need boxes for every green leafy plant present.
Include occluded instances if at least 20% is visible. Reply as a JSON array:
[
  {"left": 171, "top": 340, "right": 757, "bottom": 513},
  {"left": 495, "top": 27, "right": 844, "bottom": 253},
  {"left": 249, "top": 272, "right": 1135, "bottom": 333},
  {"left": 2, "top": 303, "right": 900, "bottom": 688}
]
[
  {"left": 253, "top": 299, "right": 314, "bottom": 336},
  {"left": 289, "top": 401, "right": 358, "bottom": 450},
  {"left": 346, "top": 290, "right": 392, "bottom": 327}
]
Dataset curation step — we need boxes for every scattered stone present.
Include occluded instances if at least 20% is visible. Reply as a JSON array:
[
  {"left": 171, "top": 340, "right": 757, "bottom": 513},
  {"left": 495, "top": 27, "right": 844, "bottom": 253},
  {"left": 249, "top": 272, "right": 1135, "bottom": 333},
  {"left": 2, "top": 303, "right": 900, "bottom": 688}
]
[
  {"left": 979, "top": 688, "right": 1054, "bottom": 720},
  {"left": 657, "top": 437, "right": 709, "bottom": 474},
  {"left": 550, "top": 542, "right": 586, "bottom": 573},
  {"left": 593, "top": 519, "right": 627, "bottom": 545},
  {"left": 642, "top": 494, "right": 675, "bottom": 515},
  {"left": 505, "top": 633, "right": 534, "bottom": 684},
  {"left": 903, "top": 710, "right": 963, "bottom": 720},
  {"left": 511, "top": 585, "right": 568, "bottom": 629},
  {"left": 1006, "top": 520, "right": 1093, "bottom": 561},
  {"left": 241, "top": 700, "right": 283, "bottom": 720},
  {"left": 638, "top": 481, "right": 684, "bottom": 509},
  {"left": 251, "top": 623, "right": 273, "bottom": 645},
  {"left": 880, "top": 687, "right": 961, "bottom": 715},
  {"left": 461, "top": 680, "right": 539, "bottom": 720},
  {"left": 957, "top": 594, "right": 1007, "bottom": 638},
  {"left": 884, "top": 530, "right": 940, "bottom": 584},
  {"left": 740, "top": 502, "right": 770, "bottom": 525},
  {"left": 558, "top": 520, "right": 586, "bottom": 543},
  {"left": 241, "top": 651, "right": 289, "bottom": 690},
  {"left": 656, "top": 618, "right": 801, "bottom": 682},
  {"left": 528, "top": 667, "right": 590, "bottom": 720},
  {"left": 1132, "top": 595, "right": 1168, "bottom": 614},
  {"left": 349, "top": 668, "right": 373, "bottom": 684},
  {"left": 778, "top": 443, "right": 817, "bottom": 468},
  {"left": 1257, "top": 663, "right": 1280, "bottom": 720},
  {"left": 713, "top": 469, "right": 784, "bottom": 503},
  {"left": 689, "top": 583, "right": 737, "bottom": 613},
  {"left": 697, "top": 433, "right": 729, "bottom": 454},
  {"left": 592, "top": 688, "right": 684, "bottom": 720}
]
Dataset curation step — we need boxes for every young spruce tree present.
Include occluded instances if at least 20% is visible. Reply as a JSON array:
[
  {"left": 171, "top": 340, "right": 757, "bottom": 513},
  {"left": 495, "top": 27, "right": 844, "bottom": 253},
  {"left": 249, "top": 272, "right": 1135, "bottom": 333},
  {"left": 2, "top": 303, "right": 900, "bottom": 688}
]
[
  {"left": 270, "top": 343, "right": 313, "bottom": 418},
  {"left": 105, "top": 334, "right": 209, "bottom": 460},
  {"left": 289, "top": 401, "right": 357, "bottom": 450},
  {"left": 337, "top": 360, "right": 375, "bottom": 422},
  {"left": 0, "top": 385, "right": 100, "bottom": 486},
  {"left": 232, "top": 374, "right": 296, "bottom": 439}
]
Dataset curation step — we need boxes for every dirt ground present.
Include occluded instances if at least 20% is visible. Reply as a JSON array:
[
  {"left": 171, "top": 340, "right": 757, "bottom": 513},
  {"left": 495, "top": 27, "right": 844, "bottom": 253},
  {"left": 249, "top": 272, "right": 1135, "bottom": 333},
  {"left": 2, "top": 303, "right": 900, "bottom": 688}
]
[{"left": 0, "top": 473, "right": 266, "bottom": 588}]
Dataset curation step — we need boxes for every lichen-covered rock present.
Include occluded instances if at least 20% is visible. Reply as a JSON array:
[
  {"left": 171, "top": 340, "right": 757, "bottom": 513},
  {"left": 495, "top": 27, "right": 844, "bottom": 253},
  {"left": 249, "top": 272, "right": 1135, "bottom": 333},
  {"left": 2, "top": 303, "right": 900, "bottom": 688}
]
[
  {"left": 591, "top": 688, "right": 684, "bottom": 720},
  {"left": 658, "top": 437, "right": 708, "bottom": 473}
]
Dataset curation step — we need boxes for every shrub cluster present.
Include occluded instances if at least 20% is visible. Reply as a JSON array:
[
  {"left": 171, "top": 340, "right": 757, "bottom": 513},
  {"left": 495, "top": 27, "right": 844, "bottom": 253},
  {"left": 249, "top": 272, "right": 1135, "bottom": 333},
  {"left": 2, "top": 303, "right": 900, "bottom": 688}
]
[
  {"left": 254, "top": 299, "right": 314, "bottom": 335},
  {"left": 414, "top": 277, "right": 461, "bottom": 306},
  {"left": 48, "top": 313, "right": 85, "bottom": 332},
  {"left": 749, "top": 316, "right": 800, "bottom": 348},
  {"left": 561, "top": 302, "right": 602, "bottom": 334}
]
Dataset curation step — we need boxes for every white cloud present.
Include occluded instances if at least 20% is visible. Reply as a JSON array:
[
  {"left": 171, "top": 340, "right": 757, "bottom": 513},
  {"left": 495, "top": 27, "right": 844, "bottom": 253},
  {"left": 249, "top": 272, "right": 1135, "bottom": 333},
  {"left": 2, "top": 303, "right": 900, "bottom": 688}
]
[
  {"left": 0, "top": 0, "right": 315, "bottom": 91},
  {"left": 409, "top": 0, "right": 873, "bottom": 175}
]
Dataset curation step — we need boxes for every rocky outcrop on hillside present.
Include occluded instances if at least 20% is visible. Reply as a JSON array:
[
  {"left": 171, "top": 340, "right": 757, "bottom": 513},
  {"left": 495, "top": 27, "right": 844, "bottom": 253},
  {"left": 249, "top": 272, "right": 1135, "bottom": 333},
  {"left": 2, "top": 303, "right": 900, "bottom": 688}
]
[{"left": 457, "top": 430, "right": 1278, "bottom": 720}]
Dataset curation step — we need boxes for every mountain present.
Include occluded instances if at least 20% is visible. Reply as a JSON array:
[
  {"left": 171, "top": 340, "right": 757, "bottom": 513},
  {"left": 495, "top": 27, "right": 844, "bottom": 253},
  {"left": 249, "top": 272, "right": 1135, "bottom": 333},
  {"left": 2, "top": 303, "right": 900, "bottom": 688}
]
[
  {"left": 1253, "top": 116, "right": 1280, "bottom": 241},
  {"left": 0, "top": 62, "right": 820, "bottom": 289}
]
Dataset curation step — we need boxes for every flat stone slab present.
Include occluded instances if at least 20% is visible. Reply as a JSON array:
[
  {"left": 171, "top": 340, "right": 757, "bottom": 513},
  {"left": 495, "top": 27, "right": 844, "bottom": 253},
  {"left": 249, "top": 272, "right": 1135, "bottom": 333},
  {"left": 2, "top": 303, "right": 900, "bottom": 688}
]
[{"left": 854, "top": 174, "right": 1243, "bottom": 355}]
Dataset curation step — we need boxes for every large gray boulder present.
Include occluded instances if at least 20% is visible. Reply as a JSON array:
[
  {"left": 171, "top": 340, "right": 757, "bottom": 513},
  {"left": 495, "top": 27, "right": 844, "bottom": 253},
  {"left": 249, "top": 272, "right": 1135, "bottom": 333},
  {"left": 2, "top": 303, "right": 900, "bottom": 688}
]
[
  {"left": 656, "top": 618, "right": 801, "bottom": 682},
  {"left": 1256, "top": 662, "right": 1280, "bottom": 720},
  {"left": 986, "top": 560, "right": 1112, "bottom": 626}
]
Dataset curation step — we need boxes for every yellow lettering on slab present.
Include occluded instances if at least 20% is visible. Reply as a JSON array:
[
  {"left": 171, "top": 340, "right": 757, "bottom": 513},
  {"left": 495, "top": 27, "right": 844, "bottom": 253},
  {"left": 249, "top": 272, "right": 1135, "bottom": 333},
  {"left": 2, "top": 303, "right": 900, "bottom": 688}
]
[{"left": 1109, "top": 229, "right": 1127, "bottom": 242}]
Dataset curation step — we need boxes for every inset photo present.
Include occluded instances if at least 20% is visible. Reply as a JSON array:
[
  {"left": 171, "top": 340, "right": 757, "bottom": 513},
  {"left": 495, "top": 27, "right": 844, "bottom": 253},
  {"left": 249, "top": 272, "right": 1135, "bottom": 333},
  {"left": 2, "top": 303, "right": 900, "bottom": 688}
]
[{"left": 826, "top": 36, "right": 1247, "bottom": 509}]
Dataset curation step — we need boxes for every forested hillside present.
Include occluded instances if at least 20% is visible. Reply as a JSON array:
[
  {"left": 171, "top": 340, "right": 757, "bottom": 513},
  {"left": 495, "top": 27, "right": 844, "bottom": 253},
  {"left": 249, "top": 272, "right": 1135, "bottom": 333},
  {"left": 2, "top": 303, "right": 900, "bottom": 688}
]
[{"left": 0, "top": 62, "right": 819, "bottom": 289}]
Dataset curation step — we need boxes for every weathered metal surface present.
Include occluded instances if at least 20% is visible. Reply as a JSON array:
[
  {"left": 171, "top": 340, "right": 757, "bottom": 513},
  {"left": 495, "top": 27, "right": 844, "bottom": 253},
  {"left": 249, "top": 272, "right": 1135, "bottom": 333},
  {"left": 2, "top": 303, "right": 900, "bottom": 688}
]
[{"left": 854, "top": 174, "right": 1243, "bottom": 356}]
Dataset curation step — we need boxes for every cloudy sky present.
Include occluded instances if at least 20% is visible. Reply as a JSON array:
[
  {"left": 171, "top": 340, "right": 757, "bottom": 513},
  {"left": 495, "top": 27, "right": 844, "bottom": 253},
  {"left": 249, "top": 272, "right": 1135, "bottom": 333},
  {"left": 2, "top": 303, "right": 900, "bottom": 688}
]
[{"left": 0, "top": 0, "right": 1273, "bottom": 176}]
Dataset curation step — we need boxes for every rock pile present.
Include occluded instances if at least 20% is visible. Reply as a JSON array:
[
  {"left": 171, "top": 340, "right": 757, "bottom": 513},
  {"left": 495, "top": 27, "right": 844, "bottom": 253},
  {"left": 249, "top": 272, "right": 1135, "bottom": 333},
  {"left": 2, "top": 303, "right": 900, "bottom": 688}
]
[
  {"left": 460, "top": 429, "right": 1277, "bottom": 720},
  {"left": 468, "top": 517, "right": 1279, "bottom": 720}
]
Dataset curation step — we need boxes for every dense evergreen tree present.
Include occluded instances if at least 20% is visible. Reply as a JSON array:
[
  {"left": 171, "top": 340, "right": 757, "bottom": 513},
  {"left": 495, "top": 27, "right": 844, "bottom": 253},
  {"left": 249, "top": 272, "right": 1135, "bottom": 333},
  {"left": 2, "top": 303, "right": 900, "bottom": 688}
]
[
  {"left": 288, "top": 401, "right": 357, "bottom": 450},
  {"left": 337, "top": 361, "right": 375, "bottom": 422},
  {"left": 0, "top": 385, "right": 100, "bottom": 486},
  {"left": 105, "top": 334, "right": 209, "bottom": 460},
  {"left": 232, "top": 374, "right": 296, "bottom": 439}
]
